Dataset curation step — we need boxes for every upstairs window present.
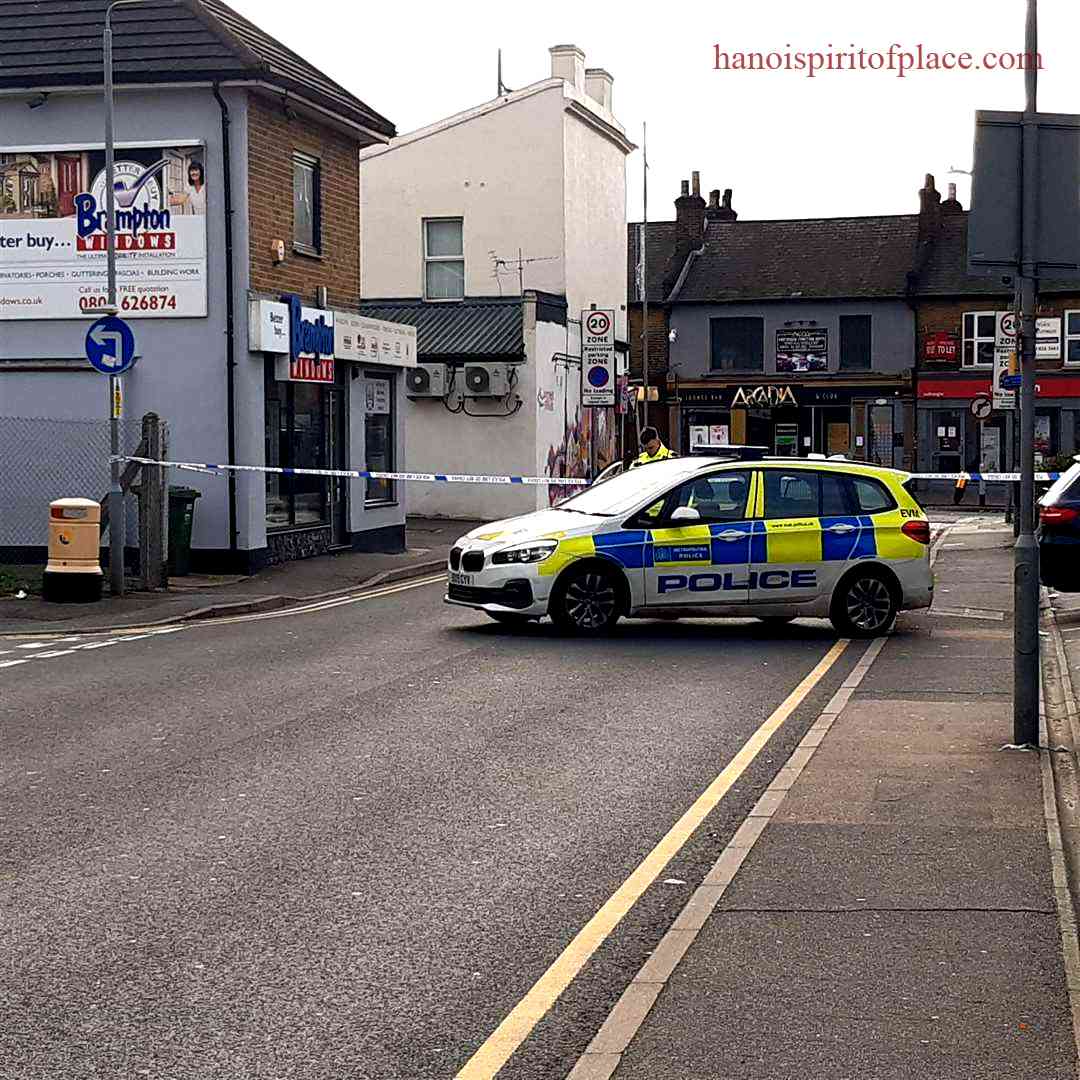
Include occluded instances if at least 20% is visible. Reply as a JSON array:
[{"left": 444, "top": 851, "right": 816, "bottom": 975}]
[
  {"left": 710, "top": 317, "right": 764, "bottom": 371},
  {"left": 1066, "top": 311, "right": 1080, "bottom": 365},
  {"left": 839, "top": 314, "right": 872, "bottom": 370},
  {"left": 293, "top": 153, "right": 321, "bottom": 255},
  {"left": 962, "top": 311, "right": 995, "bottom": 367},
  {"left": 424, "top": 218, "right": 464, "bottom": 300}
]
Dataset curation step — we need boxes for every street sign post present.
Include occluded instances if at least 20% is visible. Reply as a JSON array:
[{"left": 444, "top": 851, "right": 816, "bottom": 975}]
[{"left": 581, "top": 309, "right": 616, "bottom": 407}]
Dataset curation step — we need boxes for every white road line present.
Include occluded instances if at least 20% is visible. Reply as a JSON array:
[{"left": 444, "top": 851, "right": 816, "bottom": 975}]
[
  {"left": 0, "top": 659, "right": 30, "bottom": 668},
  {"left": 33, "top": 649, "right": 76, "bottom": 659},
  {"left": 16, "top": 642, "right": 52, "bottom": 650}
]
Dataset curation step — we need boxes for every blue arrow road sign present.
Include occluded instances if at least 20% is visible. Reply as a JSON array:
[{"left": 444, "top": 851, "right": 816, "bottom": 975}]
[{"left": 85, "top": 315, "right": 137, "bottom": 375}]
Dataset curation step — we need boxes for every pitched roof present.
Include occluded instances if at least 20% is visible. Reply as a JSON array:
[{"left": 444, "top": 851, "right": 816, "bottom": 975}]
[
  {"left": 357, "top": 298, "right": 525, "bottom": 359},
  {"left": 913, "top": 212, "right": 1080, "bottom": 296},
  {"left": 0, "top": 0, "right": 394, "bottom": 138},
  {"left": 627, "top": 221, "right": 679, "bottom": 304},
  {"left": 671, "top": 214, "right": 920, "bottom": 303}
]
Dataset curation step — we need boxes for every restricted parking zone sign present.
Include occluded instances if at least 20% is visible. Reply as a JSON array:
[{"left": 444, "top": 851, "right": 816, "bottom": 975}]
[{"left": 582, "top": 308, "right": 616, "bottom": 406}]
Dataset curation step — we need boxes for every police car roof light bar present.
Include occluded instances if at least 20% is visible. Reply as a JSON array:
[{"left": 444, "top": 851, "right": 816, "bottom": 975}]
[{"left": 689, "top": 444, "right": 769, "bottom": 461}]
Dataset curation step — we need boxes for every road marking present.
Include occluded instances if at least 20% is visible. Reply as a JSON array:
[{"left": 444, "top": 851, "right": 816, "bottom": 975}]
[
  {"left": 0, "top": 659, "right": 29, "bottom": 668},
  {"left": 567, "top": 636, "right": 887, "bottom": 1080},
  {"left": 932, "top": 606, "right": 1006, "bottom": 621},
  {"left": 455, "top": 638, "right": 850, "bottom": 1080},
  {"left": 16, "top": 642, "right": 52, "bottom": 650}
]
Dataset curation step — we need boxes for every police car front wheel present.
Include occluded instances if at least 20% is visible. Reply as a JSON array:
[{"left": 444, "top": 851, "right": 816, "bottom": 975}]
[
  {"left": 830, "top": 569, "right": 898, "bottom": 638},
  {"left": 552, "top": 564, "right": 622, "bottom": 634}
]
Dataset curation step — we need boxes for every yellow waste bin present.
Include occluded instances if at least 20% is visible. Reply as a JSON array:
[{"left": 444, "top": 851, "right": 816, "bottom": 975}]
[{"left": 43, "top": 498, "right": 103, "bottom": 603}]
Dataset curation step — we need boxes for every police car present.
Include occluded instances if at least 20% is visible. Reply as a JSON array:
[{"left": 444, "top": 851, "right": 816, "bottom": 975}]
[{"left": 445, "top": 454, "right": 932, "bottom": 637}]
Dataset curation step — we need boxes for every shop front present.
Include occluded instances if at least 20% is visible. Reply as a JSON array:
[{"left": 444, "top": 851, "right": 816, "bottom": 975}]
[
  {"left": 250, "top": 297, "right": 415, "bottom": 562},
  {"left": 675, "top": 378, "right": 913, "bottom": 468},
  {"left": 917, "top": 373, "right": 1080, "bottom": 485}
]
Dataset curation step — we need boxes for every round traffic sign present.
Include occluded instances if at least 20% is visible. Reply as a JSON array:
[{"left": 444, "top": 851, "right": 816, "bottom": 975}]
[
  {"left": 971, "top": 394, "right": 993, "bottom": 420},
  {"left": 999, "top": 311, "right": 1017, "bottom": 338},
  {"left": 587, "top": 365, "right": 611, "bottom": 388},
  {"left": 85, "top": 315, "right": 137, "bottom": 375},
  {"left": 585, "top": 310, "right": 612, "bottom": 337}
]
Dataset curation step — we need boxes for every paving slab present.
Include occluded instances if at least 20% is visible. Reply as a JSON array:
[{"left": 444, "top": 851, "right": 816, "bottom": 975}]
[{"left": 615, "top": 911, "right": 1075, "bottom": 1080}]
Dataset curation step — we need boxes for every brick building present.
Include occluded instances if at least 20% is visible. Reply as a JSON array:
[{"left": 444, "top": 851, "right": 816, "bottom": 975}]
[
  {"left": 908, "top": 179, "right": 1080, "bottom": 484},
  {"left": 0, "top": 0, "right": 416, "bottom": 570},
  {"left": 628, "top": 171, "right": 1080, "bottom": 481}
]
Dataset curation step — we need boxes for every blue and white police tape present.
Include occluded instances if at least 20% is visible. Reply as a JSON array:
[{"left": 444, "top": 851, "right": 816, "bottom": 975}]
[
  {"left": 113, "top": 456, "right": 593, "bottom": 487},
  {"left": 915, "top": 471, "right": 1058, "bottom": 482}
]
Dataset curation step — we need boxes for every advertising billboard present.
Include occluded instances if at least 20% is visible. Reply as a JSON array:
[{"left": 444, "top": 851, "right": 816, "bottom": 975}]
[
  {"left": 0, "top": 142, "right": 207, "bottom": 319},
  {"left": 776, "top": 327, "right": 828, "bottom": 372}
]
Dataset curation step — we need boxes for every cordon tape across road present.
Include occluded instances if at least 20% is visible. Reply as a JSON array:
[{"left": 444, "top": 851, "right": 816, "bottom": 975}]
[{"left": 114, "top": 456, "right": 1060, "bottom": 487}]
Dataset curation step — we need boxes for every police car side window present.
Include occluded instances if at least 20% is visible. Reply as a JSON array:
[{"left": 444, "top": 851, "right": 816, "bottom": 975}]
[
  {"left": 851, "top": 477, "right": 896, "bottom": 514},
  {"left": 764, "top": 472, "right": 819, "bottom": 519},
  {"left": 661, "top": 471, "right": 750, "bottom": 524}
]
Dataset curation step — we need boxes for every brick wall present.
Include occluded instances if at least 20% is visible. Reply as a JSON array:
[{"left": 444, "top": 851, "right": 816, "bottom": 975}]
[
  {"left": 247, "top": 92, "right": 360, "bottom": 306},
  {"left": 627, "top": 304, "right": 670, "bottom": 379},
  {"left": 917, "top": 295, "right": 1080, "bottom": 373}
]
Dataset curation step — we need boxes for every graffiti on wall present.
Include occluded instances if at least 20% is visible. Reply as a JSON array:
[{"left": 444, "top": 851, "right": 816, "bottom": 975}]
[{"left": 545, "top": 408, "right": 617, "bottom": 504}]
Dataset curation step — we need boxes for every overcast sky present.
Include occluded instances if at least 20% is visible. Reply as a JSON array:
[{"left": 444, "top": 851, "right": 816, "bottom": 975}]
[{"left": 230, "top": 0, "right": 1075, "bottom": 224}]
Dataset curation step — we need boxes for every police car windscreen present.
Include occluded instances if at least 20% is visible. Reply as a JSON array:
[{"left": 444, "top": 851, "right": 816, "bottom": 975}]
[{"left": 556, "top": 460, "right": 701, "bottom": 516}]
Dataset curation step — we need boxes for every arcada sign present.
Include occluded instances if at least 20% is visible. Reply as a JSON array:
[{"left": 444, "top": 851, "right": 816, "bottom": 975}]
[{"left": 731, "top": 385, "right": 798, "bottom": 408}]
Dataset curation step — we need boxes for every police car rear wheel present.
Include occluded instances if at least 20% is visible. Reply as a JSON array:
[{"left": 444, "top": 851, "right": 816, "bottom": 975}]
[
  {"left": 831, "top": 570, "right": 897, "bottom": 638},
  {"left": 553, "top": 566, "right": 621, "bottom": 634}
]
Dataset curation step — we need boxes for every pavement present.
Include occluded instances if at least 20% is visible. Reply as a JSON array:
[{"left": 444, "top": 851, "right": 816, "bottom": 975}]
[
  {"left": 0, "top": 516, "right": 475, "bottom": 634},
  {"left": 3, "top": 513, "right": 1079, "bottom": 1079},
  {"left": 570, "top": 515, "right": 1079, "bottom": 1080}
]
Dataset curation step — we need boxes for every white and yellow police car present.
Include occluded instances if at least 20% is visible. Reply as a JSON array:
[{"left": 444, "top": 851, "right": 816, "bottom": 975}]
[{"left": 445, "top": 454, "right": 932, "bottom": 637}]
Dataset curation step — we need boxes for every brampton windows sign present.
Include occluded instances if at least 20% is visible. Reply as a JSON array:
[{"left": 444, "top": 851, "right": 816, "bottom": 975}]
[{"left": 0, "top": 142, "right": 207, "bottom": 318}]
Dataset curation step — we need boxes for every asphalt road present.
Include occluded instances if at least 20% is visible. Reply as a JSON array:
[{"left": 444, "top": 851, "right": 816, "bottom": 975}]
[{"left": 0, "top": 580, "right": 864, "bottom": 1079}]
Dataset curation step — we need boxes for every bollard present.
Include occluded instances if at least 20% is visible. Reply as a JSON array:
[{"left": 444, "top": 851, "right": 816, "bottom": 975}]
[{"left": 42, "top": 498, "right": 104, "bottom": 603}]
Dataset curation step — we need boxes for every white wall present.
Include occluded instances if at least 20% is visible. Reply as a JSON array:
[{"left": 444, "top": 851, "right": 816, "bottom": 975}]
[
  {"left": 562, "top": 96, "right": 630, "bottom": 341},
  {"left": 360, "top": 85, "right": 567, "bottom": 299}
]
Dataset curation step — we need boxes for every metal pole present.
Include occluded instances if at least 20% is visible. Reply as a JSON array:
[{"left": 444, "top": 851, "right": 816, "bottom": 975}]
[
  {"left": 104, "top": 8, "right": 124, "bottom": 597},
  {"left": 1014, "top": 0, "right": 1039, "bottom": 746},
  {"left": 641, "top": 122, "right": 649, "bottom": 432}
]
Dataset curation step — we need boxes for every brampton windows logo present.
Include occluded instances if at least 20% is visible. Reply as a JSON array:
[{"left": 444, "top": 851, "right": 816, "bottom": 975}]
[{"left": 713, "top": 43, "right": 1044, "bottom": 78}]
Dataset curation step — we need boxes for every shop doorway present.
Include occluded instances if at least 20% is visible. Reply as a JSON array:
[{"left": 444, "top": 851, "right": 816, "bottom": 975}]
[
  {"left": 327, "top": 387, "right": 348, "bottom": 547},
  {"left": 867, "top": 404, "right": 894, "bottom": 466},
  {"left": 931, "top": 407, "right": 964, "bottom": 474}
]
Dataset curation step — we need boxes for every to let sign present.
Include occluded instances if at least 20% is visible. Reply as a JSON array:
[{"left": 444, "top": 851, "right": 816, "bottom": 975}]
[{"left": 923, "top": 332, "right": 958, "bottom": 361}]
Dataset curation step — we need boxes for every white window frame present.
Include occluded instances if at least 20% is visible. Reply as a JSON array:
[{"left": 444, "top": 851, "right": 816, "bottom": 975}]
[
  {"left": 1065, "top": 310, "right": 1080, "bottom": 366},
  {"left": 423, "top": 217, "right": 464, "bottom": 301},
  {"left": 962, "top": 310, "right": 996, "bottom": 368}
]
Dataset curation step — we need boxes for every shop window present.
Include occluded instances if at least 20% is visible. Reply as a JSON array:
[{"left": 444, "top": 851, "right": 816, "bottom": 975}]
[
  {"left": 1035, "top": 409, "right": 1059, "bottom": 464},
  {"left": 962, "top": 311, "right": 995, "bottom": 367},
  {"left": 365, "top": 372, "right": 396, "bottom": 505},
  {"left": 293, "top": 153, "right": 321, "bottom": 255},
  {"left": 265, "top": 365, "right": 330, "bottom": 529},
  {"left": 424, "top": 218, "right": 464, "bottom": 300},
  {"left": 839, "top": 315, "right": 871, "bottom": 370},
  {"left": 709, "top": 317, "right": 763, "bottom": 371},
  {"left": 1066, "top": 311, "right": 1080, "bottom": 365}
]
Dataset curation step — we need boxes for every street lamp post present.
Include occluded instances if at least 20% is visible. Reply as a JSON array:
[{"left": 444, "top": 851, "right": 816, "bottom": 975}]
[{"left": 102, "top": 0, "right": 145, "bottom": 597}]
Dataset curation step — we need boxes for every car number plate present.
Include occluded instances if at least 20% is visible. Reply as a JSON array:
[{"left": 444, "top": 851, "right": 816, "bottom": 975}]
[{"left": 449, "top": 571, "right": 473, "bottom": 586}]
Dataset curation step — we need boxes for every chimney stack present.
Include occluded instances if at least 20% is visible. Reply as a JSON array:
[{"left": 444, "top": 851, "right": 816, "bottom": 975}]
[
  {"left": 706, "top": 188, "right": 737, "bottom": 222},
  {"left": 674, "top": 174, "right": 706, "bottom": 248},
  {"left": 584, "top": 67, "right": 613, "bottom": 111},
  {"left": 549, "top": 44, "right": 585, "bottom": 93},
  {"left": 940, "top": 181, "right": 963, "bottom": 216},
  {"left": 918, "top": 173, "right": 942, "bottom": 241}
]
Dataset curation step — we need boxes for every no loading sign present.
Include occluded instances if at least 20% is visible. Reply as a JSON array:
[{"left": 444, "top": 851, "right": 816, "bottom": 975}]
[{"left": 582, "top": 308, "right": 616, "bottom": 407}]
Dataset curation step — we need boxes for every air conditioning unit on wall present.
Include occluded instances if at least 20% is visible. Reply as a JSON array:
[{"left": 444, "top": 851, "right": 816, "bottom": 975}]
[
  {"left": 463, "top": 363, "right": 509, "bottom": 397},
  {"left": 405, "top": 363, "right": 448, "bottom": 397}
]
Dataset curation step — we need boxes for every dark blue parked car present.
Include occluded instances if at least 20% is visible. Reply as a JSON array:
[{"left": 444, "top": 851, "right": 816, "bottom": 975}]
[{"left": 1039, "top": 462, "right": 1080, "bottom": 590}]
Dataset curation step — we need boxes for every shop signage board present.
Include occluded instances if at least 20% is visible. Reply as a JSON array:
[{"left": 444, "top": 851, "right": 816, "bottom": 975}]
[
  {"left": 923, "top": 331, "right": 959, "bottom": 361},
  {"left": 336, "top": 312, "right": 417, "bottom": 368},
  {"left": 1036, "top": 316, "right": 1062, "bottom": 359},
  {"left": 249, "top": 299, "right": 290, "bottom": 352},
  {"left": 269, "top": 295, "right": 335, "bottom": 383},
  {"left": 776, "top": 328, "right": 828, "bottom": 372},
  {"left": 0, "top": 141, "right": 207, "bottom": 319},
  {"left": 581, "top": 309, "right": 616, "bottom": 406}
]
